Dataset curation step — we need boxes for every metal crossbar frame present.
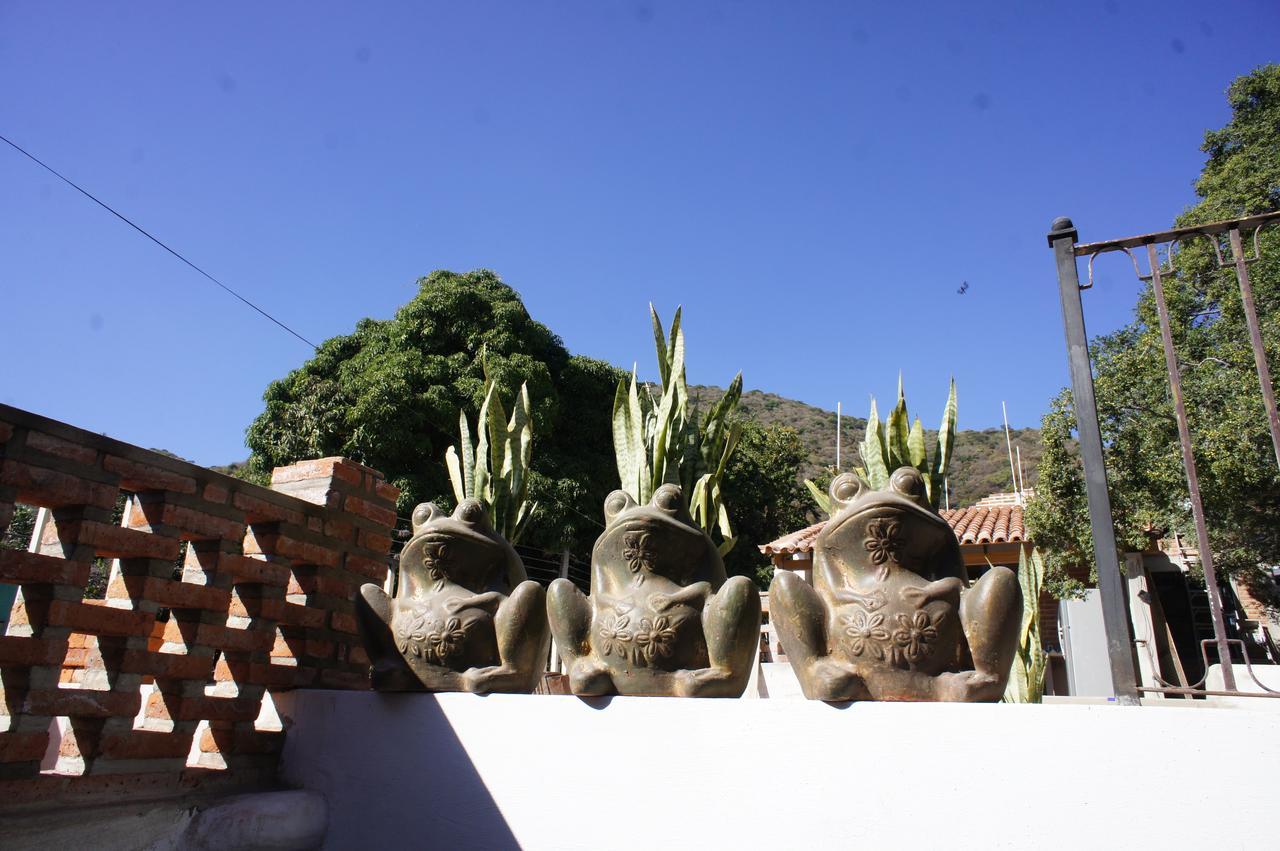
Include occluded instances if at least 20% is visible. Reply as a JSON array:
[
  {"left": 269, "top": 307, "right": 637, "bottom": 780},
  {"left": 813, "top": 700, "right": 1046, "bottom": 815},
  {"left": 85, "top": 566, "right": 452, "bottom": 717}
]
[{"left": 1048, "top": 211, "right": 1280, "bottom": 703}]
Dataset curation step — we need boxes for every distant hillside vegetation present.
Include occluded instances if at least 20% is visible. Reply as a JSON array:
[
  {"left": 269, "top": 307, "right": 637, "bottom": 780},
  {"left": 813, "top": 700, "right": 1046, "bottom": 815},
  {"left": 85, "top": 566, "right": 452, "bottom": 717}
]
[{"left": 691, "top": 386, "right": 1043, "bottom": 508}]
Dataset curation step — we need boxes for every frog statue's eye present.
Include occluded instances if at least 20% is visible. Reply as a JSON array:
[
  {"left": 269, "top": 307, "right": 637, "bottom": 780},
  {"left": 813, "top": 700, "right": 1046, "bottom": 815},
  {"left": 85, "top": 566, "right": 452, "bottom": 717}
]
[
  {"left": 411, "top": 502, "right": 444, "bottom": 533},
  {"left": 654, "top": 484, "right": 683, "bottom": 513},
  {"left": 890, "top": 467, "right": 927, "bottom": 502},
  {"left": 456, "top": 499, "right": 487, "bottom": 525},
  {"left": 604, "top": 490, "right": 633, "bottom": 522},
  {"left": 829, "top": 472, "right": 863, "bottom": 506}
]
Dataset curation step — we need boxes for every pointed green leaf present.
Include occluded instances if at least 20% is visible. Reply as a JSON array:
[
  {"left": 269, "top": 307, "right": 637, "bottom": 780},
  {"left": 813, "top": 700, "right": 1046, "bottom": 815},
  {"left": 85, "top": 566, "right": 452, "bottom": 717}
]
[
  {"left": 908, "top": 416, "right": 927, "bottom": 471},
  {"left": 627, "top": 369, "right": 649, "bottom": 501},
  {"left": 650, "top": 303, "right": 670, "bottom": 389},
  {"left": 445, "top": 446, "right": 466, "bottom": 504},
  {"left": 860, "top": 398, "right": 890, "bottom": 488},
  {"left": 929, "top": 378, "right": 958, "bottom": 508},
  {"left": 805, "top": 479, "right": 833, "bottom": 515},
  {"left": 667, "top": 306, "right": 684, "bottom": 389},
  {"left": 458, "top": 409, "right": 476, "bottom": 498},
  {"left": 886, "top": 388, "right": 910, "bottom": 471},
  {"left": 475, "top": 381, "right": 493, "bottom": 502},
  {"left": 612, "top": 377, "right": 633, "bottom": 491}
]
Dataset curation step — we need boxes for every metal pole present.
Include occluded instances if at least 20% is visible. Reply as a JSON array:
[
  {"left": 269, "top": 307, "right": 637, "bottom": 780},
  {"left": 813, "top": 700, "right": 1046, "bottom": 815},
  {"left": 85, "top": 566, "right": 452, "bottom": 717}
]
[
  {"left": 1047, "top": 217, "right": 1141, "bottom": 705},
  {"left": 835, "top": 402, "right": 842, "bottom": 470},
  {"left": 1229, "top": 227, "right": 1280, "bottom": 472},
  {"left": 1145, "top": 243, "right": 1236, "bottom": 690}
]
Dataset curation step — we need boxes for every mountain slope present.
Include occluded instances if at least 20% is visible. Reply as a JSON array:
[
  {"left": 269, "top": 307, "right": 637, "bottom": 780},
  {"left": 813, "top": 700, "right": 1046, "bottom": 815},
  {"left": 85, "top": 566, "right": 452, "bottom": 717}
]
[{"left": 692, "top": 386, "right": 1042, "bottom": 508}]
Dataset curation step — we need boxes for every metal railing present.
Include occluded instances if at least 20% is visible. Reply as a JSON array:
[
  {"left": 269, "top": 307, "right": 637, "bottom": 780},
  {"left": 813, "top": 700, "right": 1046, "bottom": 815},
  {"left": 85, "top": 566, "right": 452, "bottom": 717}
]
[{"left": 1048, "top": 211, "right": 1280, "bottom": 703}]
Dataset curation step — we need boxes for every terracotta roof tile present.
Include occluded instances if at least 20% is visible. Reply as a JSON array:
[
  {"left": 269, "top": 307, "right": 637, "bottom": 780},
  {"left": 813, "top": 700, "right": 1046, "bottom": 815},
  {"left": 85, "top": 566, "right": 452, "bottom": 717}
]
[{"left": 760, "top": 505, "right": 1025, "bottom": 556}]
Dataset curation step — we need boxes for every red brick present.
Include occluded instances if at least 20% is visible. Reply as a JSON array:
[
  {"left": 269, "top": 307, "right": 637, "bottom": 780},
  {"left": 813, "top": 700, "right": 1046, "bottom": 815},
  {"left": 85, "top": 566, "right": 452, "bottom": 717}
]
[
  {"left": 25, "top": 430, "right": 99, "bottom": 466},
  {"left": 48, "top": 600, "right": 155, "bottom": 637},
  {"left": 0, "top": 549, "right": 91, "bottom": 586},
  {"left": 231, "top": 491, "right": 305, "bottom": 525},
  {"left": 302, "top": 640, "right": 335, "bottom": 659},
  {"left": 162, "top": 619, "right": 274, "bottom": 654},
  {"left": 278, "top": 602, "right": 326, "bottom": 629},
  {"left": 374, "top": 480, "right": 400, "bottom": 503},
  {"left": 115, "top": 576, "right": 231, "bottom": 612},
  {"left": 322, "top": 518, "right": 355, "bottom": 542},
  {"left": 120, "top": 649, "right": 216, "bottom": 680},
  {"left": 358, "top": 528, "right": 393, "bottom": 554},
  {"left": 0, "top": 460, "right": 117, "bottom": 509},
  {"left": 271, "top": 458, "right": 364, "bottom": 488},
  {"left": 330, "top": 611, "right": 359, "bottom": 635},
  {"left": 269, "top": 632, "right": 292, "bottom": 658},
  {"left": 213, "top": 656, "right": 308, "bottom": 688},
  {"left": 342, "top": 494, "right": 397, "bottom": 528},
  {"left": 287, "top": 570, "right": 352, "bottom": 598},
  {"left": 201, "top": 725, "right": 284, "bottom": 756},
  {"left": 346, "top": 554, "right": 389, "bottom": 582},
  {"left": 0, "top": 635, "right": 67, "bottom": 666},
  {"left": 0, "top": 732, "right": 50, "bottom": 763},
  {"left": 0, "top": 422, "right": 13, "bottom": 444},
  {"left": 243, "top": 527, "right": 340, "bottom": 568},
  {"left": 26, "top": 687, "right": 141, "bottom": 718},
  {"left": 98, "top": 730, "right": 195, "bottom": 760},
  {"left": 60, "top": 519, "right": 181, "bottom": 561},
  {"left": 347, "top": 645, "right": 370, "bottom": 667},
  {"left": 146, "top": 691, "right": 261, "bottom": 723},
  {"left": 228, "top": 594, "right": 284, "bottom": 621},
  {"left": 129, "top": 499, "right": 245, "bottom": 542},
  {"left": 202, "top": 483, "right": 230, "bottom": 505},
  {"left": 218, "top": 554, "right": 290, "bottom": 587},
  {"left": 103, "top": 455, "right": 197, "bottom": 495}
]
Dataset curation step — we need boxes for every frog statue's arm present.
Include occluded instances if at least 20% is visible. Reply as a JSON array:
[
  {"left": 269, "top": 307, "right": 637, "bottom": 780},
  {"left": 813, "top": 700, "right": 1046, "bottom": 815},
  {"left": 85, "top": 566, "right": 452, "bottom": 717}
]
[
  {"left": 442, "top": 542, "right": 527, "bottom": 614},
  {"left": 651, "top": 581, "right": 713, "bottom": 612}
]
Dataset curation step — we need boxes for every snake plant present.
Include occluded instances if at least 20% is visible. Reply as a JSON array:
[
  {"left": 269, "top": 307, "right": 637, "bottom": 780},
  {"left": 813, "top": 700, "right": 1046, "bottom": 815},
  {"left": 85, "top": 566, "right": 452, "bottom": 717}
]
[
  {"left": 1003, "top": 546, "right": 1046, "bottom": 703},
  {"left": 807, "top": 377, "right": 957, "bottom": 513},
  {"left": 445, "top": 355, "right": 537, "bottom": 544},
  {"left": 612, "top": 305, "right": 742, "bottom": 554}
]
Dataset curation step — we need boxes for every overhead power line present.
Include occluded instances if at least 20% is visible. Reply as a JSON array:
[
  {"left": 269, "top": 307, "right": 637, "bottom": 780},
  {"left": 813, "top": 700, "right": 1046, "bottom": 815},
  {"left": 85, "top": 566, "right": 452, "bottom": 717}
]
[{"left": 0, "top": 133, "right": 318, "bottom": 350}]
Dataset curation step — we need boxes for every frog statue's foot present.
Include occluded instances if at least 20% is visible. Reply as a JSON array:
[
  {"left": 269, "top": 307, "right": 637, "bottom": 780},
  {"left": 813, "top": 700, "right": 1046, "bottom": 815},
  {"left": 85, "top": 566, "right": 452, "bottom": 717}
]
[
  {"left": 948, "top": 563, "right": 1021, "bottom": 701},
  {"left": 769, "top": 570, "right": 868, "bottom": 701},
  {"left": 675, "top": 575, "right": 761, "bottom": 698},
  {"left": 462, "top": 580, "right": 551, "bottom": 695}
]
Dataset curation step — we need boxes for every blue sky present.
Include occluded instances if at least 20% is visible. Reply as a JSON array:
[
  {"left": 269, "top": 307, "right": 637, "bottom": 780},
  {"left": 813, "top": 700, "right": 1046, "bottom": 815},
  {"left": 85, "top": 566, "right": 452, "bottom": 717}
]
[{"left": 2, "top": 1, "right": 1277, "bottom": 466}]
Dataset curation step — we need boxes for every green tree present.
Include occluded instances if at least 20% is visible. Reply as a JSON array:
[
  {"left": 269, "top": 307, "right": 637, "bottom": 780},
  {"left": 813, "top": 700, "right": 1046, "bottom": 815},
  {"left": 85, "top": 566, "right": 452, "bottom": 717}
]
[
  {"left": 245, "top": 269, "right": 623, "bottom": 555},
  {"left": 722, "top": 421, "right": 812, "bottom": 588},
  {"left": 2, "top": 504, "right": 35, "bottom": 552},
  {"left": 1027, "top": 65, "right": 1280, "bottom": 596}
]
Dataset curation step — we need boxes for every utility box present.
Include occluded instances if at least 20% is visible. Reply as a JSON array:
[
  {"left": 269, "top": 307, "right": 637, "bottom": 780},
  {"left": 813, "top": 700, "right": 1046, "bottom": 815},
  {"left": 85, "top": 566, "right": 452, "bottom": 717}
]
[{"left": 1059, "top": 590, "right": 1116, "bottom": 698}]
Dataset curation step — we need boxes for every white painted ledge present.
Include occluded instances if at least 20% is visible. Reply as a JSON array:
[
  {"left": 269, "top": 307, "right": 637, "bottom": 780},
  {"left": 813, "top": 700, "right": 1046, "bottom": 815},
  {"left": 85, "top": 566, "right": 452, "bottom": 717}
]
[{"left": 276, "top": 690, "right": 1279, "bottom": 851}]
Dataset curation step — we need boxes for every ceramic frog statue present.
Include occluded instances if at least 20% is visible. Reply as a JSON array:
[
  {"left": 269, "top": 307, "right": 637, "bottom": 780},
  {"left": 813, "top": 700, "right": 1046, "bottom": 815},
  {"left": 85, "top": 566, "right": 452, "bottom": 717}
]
[
  {"left": 769, "top": 468, "right": 1022, "bottom": 702},
  {"left": 355, "top": 499, "right": 550, "bottom": 694},
  {"left": 547, "top": 484, "right": 761, "bottom": 697}
]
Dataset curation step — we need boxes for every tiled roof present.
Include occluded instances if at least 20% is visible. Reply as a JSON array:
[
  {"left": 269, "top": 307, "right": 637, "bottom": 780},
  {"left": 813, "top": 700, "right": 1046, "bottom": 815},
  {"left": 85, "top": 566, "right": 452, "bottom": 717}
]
[{"left": 760, "top": 504, "right": 1025, "bottom": 556}]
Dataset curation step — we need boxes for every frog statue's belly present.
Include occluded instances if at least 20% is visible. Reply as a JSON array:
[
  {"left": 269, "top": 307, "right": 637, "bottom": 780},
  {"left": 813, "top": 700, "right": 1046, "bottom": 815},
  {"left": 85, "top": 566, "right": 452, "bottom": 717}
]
[
  {"left": 391, "top": 596, "right": 498, "bottom": 672},
  {"left": 591, "top": 597, "right": 707, "bottom": 672},
  {"left": 828, "top": 572, "right": 961, "bottom": 677}
]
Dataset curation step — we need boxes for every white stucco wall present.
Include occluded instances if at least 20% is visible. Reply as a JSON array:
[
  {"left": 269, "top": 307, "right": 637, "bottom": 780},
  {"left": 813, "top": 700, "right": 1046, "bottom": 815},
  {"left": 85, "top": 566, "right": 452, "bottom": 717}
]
[{"left": 276, "top": 691, "right": 1279, "bottom": 850}]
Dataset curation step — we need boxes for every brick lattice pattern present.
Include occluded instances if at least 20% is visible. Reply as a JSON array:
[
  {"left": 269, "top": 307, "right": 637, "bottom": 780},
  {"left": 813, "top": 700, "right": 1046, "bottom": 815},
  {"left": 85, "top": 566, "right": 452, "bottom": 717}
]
[{"left": 0, "top": 404, "right": 396, "bottom": 798}]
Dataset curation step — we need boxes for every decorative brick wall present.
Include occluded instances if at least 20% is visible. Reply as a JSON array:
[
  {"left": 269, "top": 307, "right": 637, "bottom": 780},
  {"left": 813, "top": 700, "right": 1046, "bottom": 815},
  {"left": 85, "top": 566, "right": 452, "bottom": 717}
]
[{"left": 0, "top": 404, "right": 396, "bottom": 800}]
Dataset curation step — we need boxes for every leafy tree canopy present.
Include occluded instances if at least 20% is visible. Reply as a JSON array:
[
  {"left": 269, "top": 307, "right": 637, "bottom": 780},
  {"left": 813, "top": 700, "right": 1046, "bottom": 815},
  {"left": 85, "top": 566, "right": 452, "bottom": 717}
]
[
  {"left": 245, "top": 269, "right": 623, "bottom": 554},
  {"left": 1027, "top": 65, "right": 1280, "bottom": 597},
  {"left": 722, "top": 420, "right": 813, "bottom": 588}
]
